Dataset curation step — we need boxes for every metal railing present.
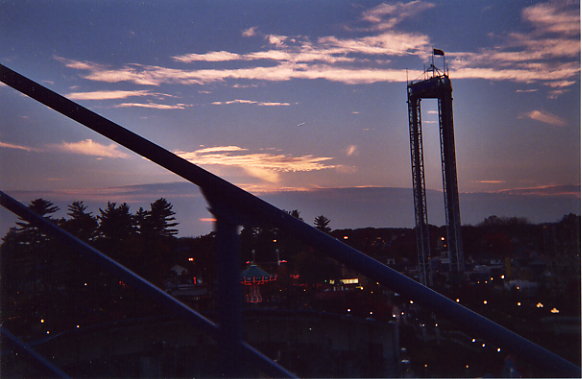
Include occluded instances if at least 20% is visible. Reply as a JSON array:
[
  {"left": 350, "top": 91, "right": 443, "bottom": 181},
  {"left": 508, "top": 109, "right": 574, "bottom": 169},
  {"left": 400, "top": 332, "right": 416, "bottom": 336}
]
[{"left": 1, "top": 63, "right": 580, "bottom": 377}]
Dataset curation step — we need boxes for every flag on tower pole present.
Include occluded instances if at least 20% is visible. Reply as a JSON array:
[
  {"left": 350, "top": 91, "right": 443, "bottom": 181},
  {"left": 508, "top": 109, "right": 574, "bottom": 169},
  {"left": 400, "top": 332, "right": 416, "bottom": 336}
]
[{"left": 433, "top": 48, "right": 445, "bottom": 56}]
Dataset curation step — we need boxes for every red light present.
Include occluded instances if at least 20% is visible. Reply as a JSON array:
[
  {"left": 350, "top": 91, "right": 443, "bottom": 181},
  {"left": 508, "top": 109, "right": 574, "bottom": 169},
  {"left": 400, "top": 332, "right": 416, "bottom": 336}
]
[
  {"left": 193, "top": 276, "right": 197, "bottom": 285},
  {"left": 188, "top": 257, "right": 195, "bottom": 262}
]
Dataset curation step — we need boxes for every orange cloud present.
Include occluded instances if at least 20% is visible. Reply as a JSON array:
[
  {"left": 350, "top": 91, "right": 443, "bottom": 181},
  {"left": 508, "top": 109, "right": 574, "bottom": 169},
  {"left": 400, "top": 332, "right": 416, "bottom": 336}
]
[
  {"left": 66, "top": 89, "right": 153, "bottom": 100},
  {"left": 114, "top": 102, "right": 190, "bottom": 110},
  {"left": 522, "top": 1, "right": 580, "bottom": 36},
  {"left": 52, "top": 139, "right": 130, "bottom": 158},
  {"left": 0, "top": 140, "right": 39, "bottom": 152},
  {"left": 317, "top": 31, "right": 430, "bottom": 56},
  {"left": 520, "top": 110, "right": 567, "bottom": 127},
  {"left": 242, "top": 26, "right": 258, "bottom": 37},
  {"left": 345, "top": 145, "right": 358, "bottom": 157},
  {"left": 175, "top": 145, "right": 338, "bottom": 183},
  {"left": 475, "top": 180, "right": 506, "bottom": 184},
  {"left": 494, "top": 184, "right": 580, "bottom": 198}
]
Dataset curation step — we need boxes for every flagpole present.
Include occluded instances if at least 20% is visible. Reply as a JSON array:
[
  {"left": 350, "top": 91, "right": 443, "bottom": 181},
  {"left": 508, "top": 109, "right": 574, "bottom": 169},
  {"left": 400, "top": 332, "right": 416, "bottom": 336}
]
[
  {"left": 444, "top": 54, "right": 447, "bottom": 76},
  {"left": 431, "top": 48, "right": 435, "bottom": 77}
]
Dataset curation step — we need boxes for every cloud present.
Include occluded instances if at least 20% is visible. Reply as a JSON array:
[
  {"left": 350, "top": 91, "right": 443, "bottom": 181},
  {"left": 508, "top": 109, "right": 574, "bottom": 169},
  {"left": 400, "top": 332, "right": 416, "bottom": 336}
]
[
  {"left": 56, "top": 1, "right": 578, "bottom": 92},
  {"left": 0, "top": 140, "right": 39, "bottom": 152},
  {"left": 51, "top": 139, "right": 130, "bottom": 158},
  {"left": 494, "top": 184, "right": 580, "bottom": 198},
  {"left": 266, "top": 34, "right": 288, "bottom": 47},
  {"left": 211, "top": 99, "right": 291, "bottom": 106},
  {"left": 447, "top": 1, "right": 580, "bottom": 95},
  {"left": 520, "top": 109, "right": 567, "bottom": 127},
  {"left": 317, "top": 31, "right": 431, "bottom": 56},
  {"left": 345, "top": 145, "right": 358, "bottom": 157},
  {"left": 474, "top": 180, "right": 506, "bottom": 184},
  {"left": 522, "top": 1, "right": 580, "bottom": 36},
  {"left": 173, "top": 51, "right": 242, "bottom": 63},
  {"left": 360, "top": 1, "right": 436, "bottom": 30},
  {"left": 55, "top": 56, "right": 105, "bottom": 71},
  {"left": 65, "top": 89, "right": 153, "bottom": 100},
  {"left": 242, "top": 26, "right": 258, "bottom": 37},
  {"left": 175, "top": 145, "right": 338, "bottom": 183},
  {"left": 172, "top": 48, "right": 354, "bottom": 65},
  {"left": 547, "top": 89, "right": 569, "bottom": 99},
  {"left": 195, "top": 146, "right": 246, "bottom": 154},
  {"left": 114, "top": 102, "right": 191, "bottom": 110}
]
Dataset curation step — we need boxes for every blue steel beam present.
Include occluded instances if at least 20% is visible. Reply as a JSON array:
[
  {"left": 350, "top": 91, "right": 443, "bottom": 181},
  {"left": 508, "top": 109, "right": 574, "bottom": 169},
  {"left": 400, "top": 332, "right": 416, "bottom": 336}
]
[
  {"left": 0, "top": 191, "right": 296, "bottom": 379},
  {"left": 1, "top": 327, "right": 71, "bottom": 378},
  {"left": 1, "top": 64, "right": 580, "bottom": 377},
  {"left": 214, "top": 208, "right": 245, "bottom": 376}
]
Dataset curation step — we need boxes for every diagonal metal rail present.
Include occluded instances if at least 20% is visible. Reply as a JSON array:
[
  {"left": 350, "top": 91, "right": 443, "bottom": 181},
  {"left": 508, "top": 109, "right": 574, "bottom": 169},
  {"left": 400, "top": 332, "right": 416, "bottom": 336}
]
[
  {"left": 1, "top": 326, "right": 71, "bottom": 378},
  {"left": 1, "top": 63, "right": 580, "bottom": 377},
  {"left": 0, "top": 190, "right": 296, "bottom": 378}
]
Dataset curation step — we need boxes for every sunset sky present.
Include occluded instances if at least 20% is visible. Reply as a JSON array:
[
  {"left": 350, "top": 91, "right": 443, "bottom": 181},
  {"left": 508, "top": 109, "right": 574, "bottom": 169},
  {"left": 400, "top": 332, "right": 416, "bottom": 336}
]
[{"left": 0, "top": 0, "right": 579, "bottom": 236}]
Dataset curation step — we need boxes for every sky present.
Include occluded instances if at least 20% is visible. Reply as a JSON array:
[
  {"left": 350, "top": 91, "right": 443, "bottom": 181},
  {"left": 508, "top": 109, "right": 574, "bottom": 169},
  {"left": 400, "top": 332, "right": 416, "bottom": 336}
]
[{"left": 0, "top": 0, "right": 580, "bottom": 236}]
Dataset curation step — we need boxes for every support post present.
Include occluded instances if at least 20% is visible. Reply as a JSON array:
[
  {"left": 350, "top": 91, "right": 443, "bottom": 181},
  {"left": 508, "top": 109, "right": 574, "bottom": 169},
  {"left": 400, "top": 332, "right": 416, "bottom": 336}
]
[
  {"left": 407, "top": 92, "right": 431, "bottom": 286},
  {"left": 214, "top": 209, "right": 244, "bottom": 377}
]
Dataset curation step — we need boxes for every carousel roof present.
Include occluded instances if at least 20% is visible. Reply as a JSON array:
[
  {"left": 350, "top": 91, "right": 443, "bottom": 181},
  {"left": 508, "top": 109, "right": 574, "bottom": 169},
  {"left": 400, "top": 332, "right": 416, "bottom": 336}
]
[{"left": 241, "top": 264, "right": 276, "bottom": 284}]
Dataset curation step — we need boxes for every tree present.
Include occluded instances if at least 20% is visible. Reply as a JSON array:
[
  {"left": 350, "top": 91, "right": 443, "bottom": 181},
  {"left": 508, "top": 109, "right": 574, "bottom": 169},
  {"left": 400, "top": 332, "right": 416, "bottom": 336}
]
[
  {"left": 134, "top": 207, "right": 149, "bottom": 236},
  {"left": 1, "top": 199, "right": 62, "bottom": 335},
  {"left": 14, "top": 198, "right": 60, "bottom": 246},
  {"left": 288, "top": 209, "right": 303, "bottom": 221},
  {"left": 96, "top": 202, "right": 136, "bottom": 250},
  {"left": 63, "top": 201, "right": 97, "bottom": 242},
  {"left": 17, "top": 198, "right": 59, "bottom": 225},
  {"left": 132, "top": 199, "right": 179, "bottom": 284},
  {"left": 479, "top": 215, "right": 529, "bottom": 227},
  {"left": 314, "top": 215, "right": 332, "bottom": 233},
  {"left": 147, "top": 198, "right": 179, "bottom": 238}
]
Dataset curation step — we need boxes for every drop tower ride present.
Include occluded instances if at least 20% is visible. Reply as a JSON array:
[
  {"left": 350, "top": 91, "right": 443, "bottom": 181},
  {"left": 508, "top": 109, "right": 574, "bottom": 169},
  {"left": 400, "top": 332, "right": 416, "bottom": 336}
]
[{"left": 407, "top": 50, "right": 464, "bottom": 286}]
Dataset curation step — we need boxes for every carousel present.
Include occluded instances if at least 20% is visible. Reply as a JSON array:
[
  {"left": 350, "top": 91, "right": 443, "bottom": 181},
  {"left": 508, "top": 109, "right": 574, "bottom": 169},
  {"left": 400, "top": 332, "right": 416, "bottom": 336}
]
[{"left": 241, "top": 264, "right": 277, "bottom": 303}]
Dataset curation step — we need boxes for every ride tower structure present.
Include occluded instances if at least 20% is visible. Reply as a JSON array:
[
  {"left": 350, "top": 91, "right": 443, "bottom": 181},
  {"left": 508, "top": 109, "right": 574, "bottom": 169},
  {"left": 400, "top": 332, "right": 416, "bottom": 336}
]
[{"left": 407, "top": 50, "right": 464, "bottom": 286}]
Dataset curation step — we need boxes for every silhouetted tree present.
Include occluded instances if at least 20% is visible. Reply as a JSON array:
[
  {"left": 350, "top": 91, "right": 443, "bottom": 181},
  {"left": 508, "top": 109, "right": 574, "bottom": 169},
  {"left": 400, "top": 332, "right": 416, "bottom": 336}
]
[
  {"left": 148, "top": 198, "right": 179, "bottom": 238},
  {"left": 134, "top": 206, "right": 149, "bottom": 236},
  {"left": 288, "top": 209, "right": 303, "bottom": 221},
  {"left": 314, "top": 215, "right": 332, "bottom": 233},
  {"left": 63, "top": 201, "right": 98, "bottom": 242},
  {"left": 133, "top": 199, "right": 179, "bottom": 284},
  {"left": 97, "top": 202, "right": 136, "bottom": 244},
  {"left": 480, "top": 215, "right": 529, "bottom": 227},
  {"left": 1, "top": 199, "right": 63, "bottom": 334},
  {"left": 14, "top": 198, "right": 60, "bottom": 246}
]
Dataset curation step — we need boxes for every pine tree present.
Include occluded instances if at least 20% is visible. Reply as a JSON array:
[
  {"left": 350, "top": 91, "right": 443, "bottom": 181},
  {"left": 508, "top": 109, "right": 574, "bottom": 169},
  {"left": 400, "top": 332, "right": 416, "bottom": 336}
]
[
  {"left": 314, "top": 215, "right": 332, "bottom": 234},
  {"left": 63, "top": 201, "right": 97, "bottom": 242},
  {"left": 96, "top": 202, "right": 136, "bottom": 254},
  {"left": 147, "top": 198, "right": 178, "bottom": 238}
]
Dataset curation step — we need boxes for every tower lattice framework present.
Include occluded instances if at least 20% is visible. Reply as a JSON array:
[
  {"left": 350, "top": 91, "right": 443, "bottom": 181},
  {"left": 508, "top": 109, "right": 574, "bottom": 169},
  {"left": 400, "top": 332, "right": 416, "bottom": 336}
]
[{"left": 407, "top": 74, "right": 464, "bottom": 285}]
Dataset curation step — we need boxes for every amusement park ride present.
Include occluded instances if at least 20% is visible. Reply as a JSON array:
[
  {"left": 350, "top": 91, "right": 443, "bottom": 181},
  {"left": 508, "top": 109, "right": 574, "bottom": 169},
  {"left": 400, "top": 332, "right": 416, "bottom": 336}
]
[{"left": 407, "top": 49, "right": 464, "bottom": 286}]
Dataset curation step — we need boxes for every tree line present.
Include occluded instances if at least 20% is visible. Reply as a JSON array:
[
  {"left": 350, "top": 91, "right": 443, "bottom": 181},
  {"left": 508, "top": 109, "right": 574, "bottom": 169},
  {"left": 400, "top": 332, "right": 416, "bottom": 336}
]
[{"left": 1, "top": 197, "right": 181, "bottom": 337}]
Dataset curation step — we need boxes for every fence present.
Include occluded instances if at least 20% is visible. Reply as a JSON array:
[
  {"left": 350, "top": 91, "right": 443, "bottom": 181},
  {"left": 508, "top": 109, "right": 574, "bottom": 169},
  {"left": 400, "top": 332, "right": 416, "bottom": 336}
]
[{"left": 1, "top": 63, "right": 579, "bottom": 377}]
